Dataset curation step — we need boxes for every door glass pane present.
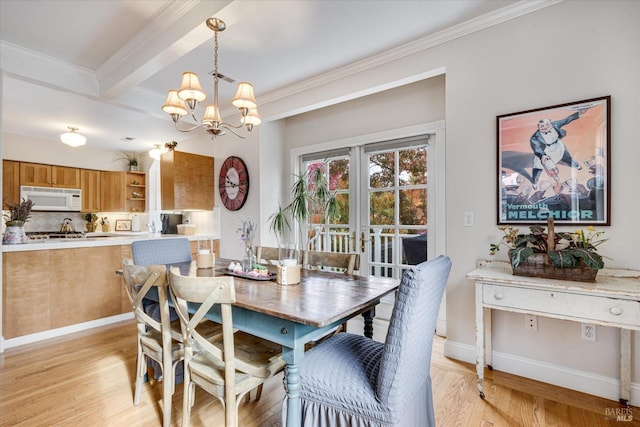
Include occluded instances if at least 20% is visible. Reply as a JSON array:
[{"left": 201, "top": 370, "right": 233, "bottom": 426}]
[
  {"left": 369, "top": 152, "right": 395, "bottom": 188},
  {"left": 329, "top": 158, "right": 349, "bottom": 191},
  {"left": 399, "top": 147, "right": 427, "bottom": 185},
  {"left": 399, "top": 188, "right": 426, "bottom": 225},
  {"left": 331, "top": 193, "right": 349, "bottom": 224},
  {"left": 370, "top": 191, "right": 395, "bottom": 225}
]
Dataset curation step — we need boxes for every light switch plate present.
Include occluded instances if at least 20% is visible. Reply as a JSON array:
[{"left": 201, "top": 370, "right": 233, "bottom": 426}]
[{"left": 464, "top": 211, "right": 474, "bottom": 227}]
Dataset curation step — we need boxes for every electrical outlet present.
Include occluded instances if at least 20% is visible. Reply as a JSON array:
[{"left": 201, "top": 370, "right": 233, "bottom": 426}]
[
  {"left": 581, "top": 323, "right": 596, "bottom": 341},
  {"left": 525, "top": 314, "right": 537, "bottom": 331}
]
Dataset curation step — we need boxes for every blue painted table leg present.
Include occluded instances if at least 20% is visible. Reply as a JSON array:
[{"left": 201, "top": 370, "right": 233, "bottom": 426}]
[{"left": 283, "top": 347, "right": 303, "bottom": 427}]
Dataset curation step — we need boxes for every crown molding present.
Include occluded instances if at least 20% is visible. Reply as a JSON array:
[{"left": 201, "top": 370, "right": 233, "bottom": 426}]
[{"left": 0, "top": 40, "right": 98, "bottom": 95}]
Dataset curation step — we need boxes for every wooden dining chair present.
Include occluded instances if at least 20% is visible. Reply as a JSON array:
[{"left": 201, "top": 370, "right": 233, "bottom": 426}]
[
  {"left": 255, "top": 246, "right": 280, "bottom": 265},
  {"left": 302, "top": 250, "right": 360, "bottom": 274},
  {"left": 168, "top": 267, "right": 286, "bottom": 427},
  {"left": 122, "top": 259, "right": 181, "bottom": 427},
  {"left": 293, "top": 256, "right": 452, "bottom": 426}
]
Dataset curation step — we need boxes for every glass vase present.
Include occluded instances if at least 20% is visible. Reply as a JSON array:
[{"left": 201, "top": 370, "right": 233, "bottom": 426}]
[{"left": 243, "top": 246, "right": 256, "bottom": 272}]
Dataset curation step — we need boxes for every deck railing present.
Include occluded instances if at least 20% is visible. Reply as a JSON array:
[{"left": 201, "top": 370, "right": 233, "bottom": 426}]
[{"left": 307, "top": 225, "right": 427, "bottom": 279}]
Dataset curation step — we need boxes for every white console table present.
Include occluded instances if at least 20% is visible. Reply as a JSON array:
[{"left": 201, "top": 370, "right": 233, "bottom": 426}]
[{"left": 468, "top": 260, "right": 640, "bottom": 405}]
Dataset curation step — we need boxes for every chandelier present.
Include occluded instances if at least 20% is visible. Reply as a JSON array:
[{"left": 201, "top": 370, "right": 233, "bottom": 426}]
[{"left": 162, "top": 17, "right": 261, "bottom": 138}]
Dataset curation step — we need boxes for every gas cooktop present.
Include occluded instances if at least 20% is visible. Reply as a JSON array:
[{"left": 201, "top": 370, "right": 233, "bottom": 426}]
[{"left": 27, "top": 231, "right": 85, "bottom": 240}]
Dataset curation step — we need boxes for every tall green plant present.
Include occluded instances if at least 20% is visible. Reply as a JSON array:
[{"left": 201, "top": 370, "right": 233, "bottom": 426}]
[{"left": 268, "top": 166, "right": 338, "bottom": 252}]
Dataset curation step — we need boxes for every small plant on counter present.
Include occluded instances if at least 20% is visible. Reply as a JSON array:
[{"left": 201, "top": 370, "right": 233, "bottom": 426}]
[
  {"left": 84, "top": 213, "right": 98, "bottom": 223},
  {"left": 165, "top": 141, "right": 178, "bottom": 151},
  {"left": 3, "top": 198, "right": 34, "bottom": 227}
]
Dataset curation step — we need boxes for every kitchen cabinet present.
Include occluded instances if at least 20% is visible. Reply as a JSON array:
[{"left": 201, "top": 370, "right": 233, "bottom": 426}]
[
  {"left": 100, "top": 171, "right": 146, "bottom": 212},
  {"left": 20, "top": 162, "right": 80, "bottom": 188},
  {"left": 3, "top": 160, "right": 20, "bottom": 208},
  {"left": 81, "top": 169, "right": 101, "bottom": 212},
  {"left": 2, "top": 246, "right": 127, "bottom": 339},
  {"left": 161, "top": 151, "right": 214, "bottom": 210}
]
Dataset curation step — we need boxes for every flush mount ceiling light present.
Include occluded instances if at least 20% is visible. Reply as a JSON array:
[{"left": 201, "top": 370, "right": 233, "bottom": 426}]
[
  {"left": 162, "top": 17, "right": 261, "bottom": 139},
  {"left": 60, "top": 126, "right": 86, "bottom": 147},
  {"left": 148, "top": 144, "right": 168, "bottom": 160}
]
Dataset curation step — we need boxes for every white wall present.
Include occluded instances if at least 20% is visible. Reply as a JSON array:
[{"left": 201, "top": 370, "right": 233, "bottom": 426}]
[
  {"left": 440, "top": 0, "right": 639, "bottom": 389},
  {"left": 239, "top": 0, "right": 640, "bottom": 403}
]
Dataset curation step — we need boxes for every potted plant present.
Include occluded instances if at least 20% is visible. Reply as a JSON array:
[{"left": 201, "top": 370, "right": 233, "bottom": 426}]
[
  {"left": 268, "top": 165, "right": 339, "bottom": 258},
  {"left": 116, "top": 151, "right": 144, "bottom": 171},
  {"left": 3, "top": 198, "right": 34, "bottom": 244},
  {"left": 84, "top": 213, "right": 98, "bottom": 232},
  {"left": 490, "top": 218, "right": 606, "bottom": 282}
]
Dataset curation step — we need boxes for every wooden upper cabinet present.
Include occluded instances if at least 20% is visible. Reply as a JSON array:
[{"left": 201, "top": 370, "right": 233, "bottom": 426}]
[
  {"left": 20, "top": 162, "right": 52, "bottom": 186},
  {"left": 81, "top": 169, "right": 101, "bottom": 212},
  {"left": 51, "top": 166, "right": 81, "bottom": 188},
  {"left": 161, "top": 151, "right": 214, "bottom": 210},
  {"left": 100, "top": 171, "right": 146, "bottom": 212},
  {"left": 100, "top": 171, "right": 127, "bottom": 212},
  {"left": 20, "top": 162, "right": 80, "bottom": 188},
  {"left": 3, "top": 160, "right": 21, "bottom": 208}
]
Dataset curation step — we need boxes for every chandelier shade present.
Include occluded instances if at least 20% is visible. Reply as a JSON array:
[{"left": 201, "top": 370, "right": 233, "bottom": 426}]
[
  {"left": 162, "top": 17, "right": 260, "bottom": 139},
  {"left": 162, "top": 90, "right": 188, "bottom": 118},
  {"left": 60, "top": 126, "right": 86, "bottom": 147},
  {"left": 242, "top": 108, "right": 261, "bottom": 131},
  {"left": 177, "top": 72, "right": 206, "bottom": 108},
  {"left": 231, "top": 82, "right": 257, "bottom": 111}
]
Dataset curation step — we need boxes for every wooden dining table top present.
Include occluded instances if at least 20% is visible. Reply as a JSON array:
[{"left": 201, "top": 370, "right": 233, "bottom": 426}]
[{"left": 172, "top": 258, "right": 399, "bottom": 328}]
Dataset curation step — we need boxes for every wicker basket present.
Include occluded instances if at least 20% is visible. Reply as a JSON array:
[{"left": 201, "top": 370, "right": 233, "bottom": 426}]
[
  {"left": 277, "top": 265, "right": 301, "bottom": 285},
  {"left": 176, "top": 224, "right": 196, "bottom": 235},
  {"left": 511, "top": 253, "right": 597, "bottom": 282}
]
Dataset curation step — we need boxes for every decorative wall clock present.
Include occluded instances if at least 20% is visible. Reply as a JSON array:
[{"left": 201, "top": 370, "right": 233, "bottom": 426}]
[{"left": 218, "top": 156, "right": 249, "bottom": 211}]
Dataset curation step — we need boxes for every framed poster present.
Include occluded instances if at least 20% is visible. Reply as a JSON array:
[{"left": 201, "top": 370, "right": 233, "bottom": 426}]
[
  {"left": 497, "top": 96, "right": 610, "bottom": 225},
  {"left": 115, "top": 219, "right": 132, "bottom": 231}
]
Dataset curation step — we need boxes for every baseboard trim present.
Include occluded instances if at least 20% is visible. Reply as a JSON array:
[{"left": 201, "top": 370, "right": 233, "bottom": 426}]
[
  {"left": 0, "top": 312, "right": 133, "bottom": 352},
  {"left": 443, "top": 339, "right": 639, "bottom": 406}
]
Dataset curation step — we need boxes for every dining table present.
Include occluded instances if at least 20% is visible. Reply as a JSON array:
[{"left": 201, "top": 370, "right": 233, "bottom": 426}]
[{"left": 167, "top": 258, "right": 399, "bottom": 427}]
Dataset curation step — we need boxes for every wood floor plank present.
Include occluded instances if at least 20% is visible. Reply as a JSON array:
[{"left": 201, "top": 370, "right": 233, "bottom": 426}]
[{"left": 1, "top": 320, "right": 637, "bottom": 426}]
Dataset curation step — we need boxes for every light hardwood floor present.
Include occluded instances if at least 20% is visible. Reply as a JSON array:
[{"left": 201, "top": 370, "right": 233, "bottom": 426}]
[{"left": 0, "top": 320, "right": 636, "bottom": 426}]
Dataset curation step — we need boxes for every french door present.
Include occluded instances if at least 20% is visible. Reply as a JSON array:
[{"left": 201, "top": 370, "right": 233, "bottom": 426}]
[{"left": 302, "top": 136, "right": 429, "bottom": 280}]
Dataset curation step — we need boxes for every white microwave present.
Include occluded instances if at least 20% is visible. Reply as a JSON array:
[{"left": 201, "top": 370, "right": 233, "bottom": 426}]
[{"left": 20, "top": 186, "right": 82, "bottom": 212}]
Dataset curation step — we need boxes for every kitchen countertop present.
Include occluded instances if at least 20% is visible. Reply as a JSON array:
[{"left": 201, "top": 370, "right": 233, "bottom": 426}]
[{"left": 1, "top": 233, "right": 219, "bottom": 252}]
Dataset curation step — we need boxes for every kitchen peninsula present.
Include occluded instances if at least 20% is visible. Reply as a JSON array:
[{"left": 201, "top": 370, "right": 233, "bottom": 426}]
[{"left": 1, "top": 233, "right": 219, "bottom": 352}]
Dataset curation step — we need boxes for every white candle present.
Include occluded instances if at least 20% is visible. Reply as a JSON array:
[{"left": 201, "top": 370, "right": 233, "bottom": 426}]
[{"left": 281, "top": 258, "right": 297, "bottom": 267}]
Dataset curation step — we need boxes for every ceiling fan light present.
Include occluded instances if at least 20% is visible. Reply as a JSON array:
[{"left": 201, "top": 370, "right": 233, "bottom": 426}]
[
  {"left": 162, "top": 90, "right": 188, "bottom": 116},
  {"left": 177, "top": 72, "right": 206, "bottom": 103},
  {"left": 60, "top": 127, "right": 86, "bottom": 147},
  {"left": 231, "top": 82, "right": 257, "bottom": 110}
]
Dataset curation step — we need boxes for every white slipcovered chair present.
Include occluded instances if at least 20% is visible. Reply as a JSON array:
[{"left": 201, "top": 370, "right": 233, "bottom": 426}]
[{"left": 292, "top": 255, "right": 451, "bottom": 426}]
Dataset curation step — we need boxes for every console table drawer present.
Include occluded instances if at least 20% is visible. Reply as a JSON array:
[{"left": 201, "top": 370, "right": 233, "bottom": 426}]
[{"left": 483, "top": 283, "right": 640, "bottom": 326}]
